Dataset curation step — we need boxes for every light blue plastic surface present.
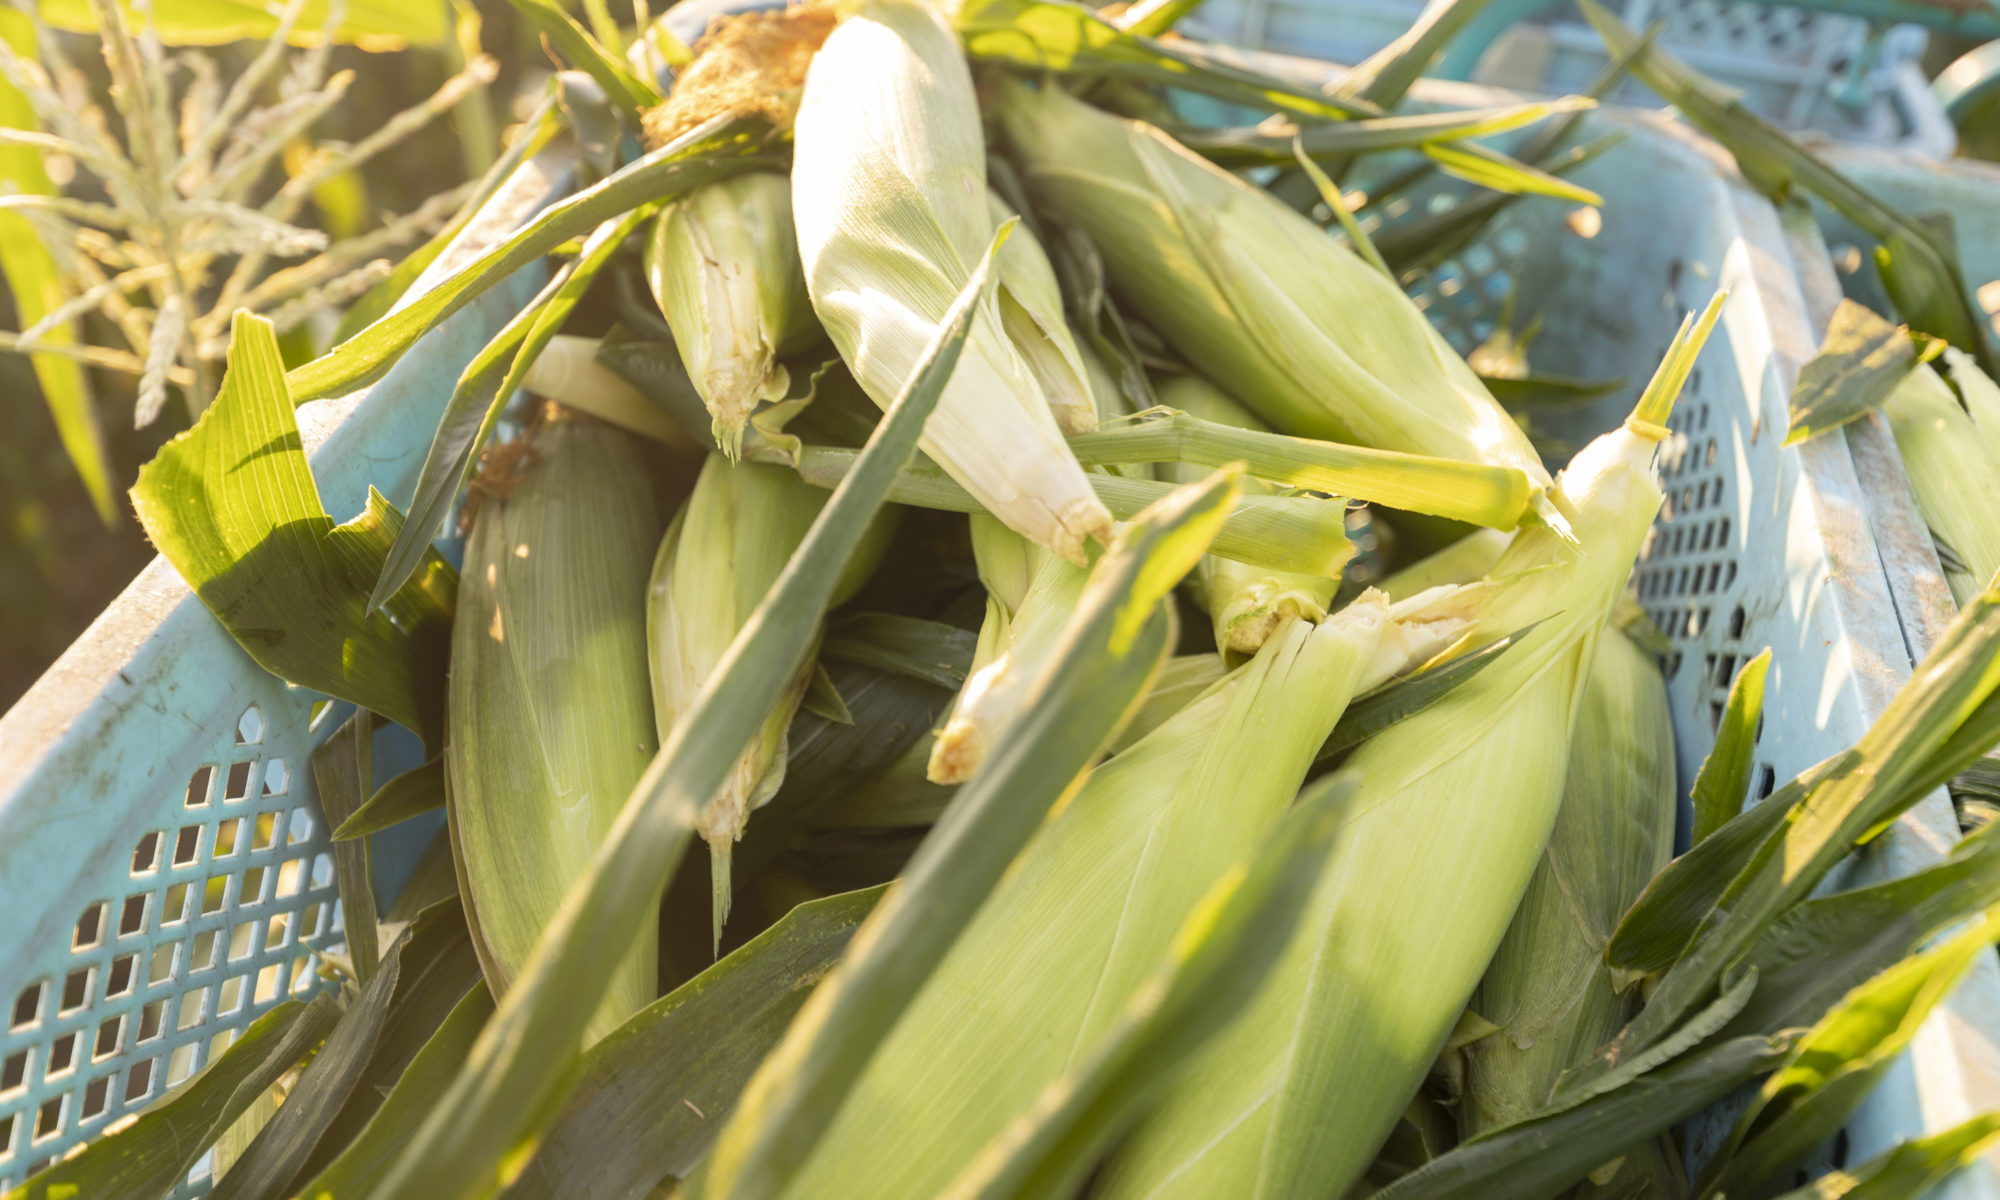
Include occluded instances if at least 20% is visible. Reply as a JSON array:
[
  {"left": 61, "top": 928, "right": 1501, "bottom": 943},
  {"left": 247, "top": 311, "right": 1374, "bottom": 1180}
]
[{"left": 0, "top": 160, "right": 560, "bottom": 1193}]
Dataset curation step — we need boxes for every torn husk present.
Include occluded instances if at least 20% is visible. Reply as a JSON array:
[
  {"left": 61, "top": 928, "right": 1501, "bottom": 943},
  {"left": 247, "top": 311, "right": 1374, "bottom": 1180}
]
[
  {"left": 1155, "top": 374, "right": 1341, "bottom": 657},
  {"left": 649, "top": 454, "right": 893, "bottom": 945},
  {"left": 645, "top": 172, "right": 816, "bottom": 459}
]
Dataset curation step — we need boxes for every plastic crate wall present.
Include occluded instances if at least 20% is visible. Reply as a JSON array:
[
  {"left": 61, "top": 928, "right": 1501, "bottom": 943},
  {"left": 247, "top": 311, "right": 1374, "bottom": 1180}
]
[
  {"left": 1184, "top": 0, "right": 1954, "bottom": 152},
  {"left": 0, "top": 156, "right": 563, "bottom": 1195},
  {"left": 1392, "top": 86, "right": 2000, "bottom": 1190}
]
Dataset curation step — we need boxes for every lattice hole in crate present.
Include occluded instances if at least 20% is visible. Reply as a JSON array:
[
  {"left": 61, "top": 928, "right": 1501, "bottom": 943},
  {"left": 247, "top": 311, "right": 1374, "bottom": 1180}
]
[{"left": 0, "top": 705, "right": 346, "bottom": 1192}]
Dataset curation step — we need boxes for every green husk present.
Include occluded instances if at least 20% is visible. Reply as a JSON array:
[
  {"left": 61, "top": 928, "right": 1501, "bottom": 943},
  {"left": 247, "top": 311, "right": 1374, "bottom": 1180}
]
[
  {"left": 792, "top": 0, "right": 1111, "bottom": 563},
  {"left": 1881, "top": 352, "right": 2000, "bottom": 608},
  {"left": 989, "top": 190, "right": 1096, "bottom": 436},
  {"left": 771, "top": 589, "right": 1477, "bottom": 1200},
  {"left": 1097, "top": 329, "right": 1700, "bottom": 1197},
  {"left": 1460, "top": 627, "right": 1676, "bottom": 1136},
  {"left": 644, "top": 172, "right": 818, "bottom": 460},
  {"left": 650, "top": 453, "right": 891, "bottom": 943},
  {"left": 1156, "top": 373, "right": 1342, "bottom": 656},
  {"left": 998, "top": 80, "right": 1550, "bottom": 495},
  {"left": 448, "top": 407, "right": 663, "bottom": 1042}
]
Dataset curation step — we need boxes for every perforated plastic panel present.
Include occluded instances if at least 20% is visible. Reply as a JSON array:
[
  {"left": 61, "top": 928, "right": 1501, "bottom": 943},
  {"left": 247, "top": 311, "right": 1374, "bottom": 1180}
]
[{"left": 0, "top": 152, "right": 565, "bottom": 1194}]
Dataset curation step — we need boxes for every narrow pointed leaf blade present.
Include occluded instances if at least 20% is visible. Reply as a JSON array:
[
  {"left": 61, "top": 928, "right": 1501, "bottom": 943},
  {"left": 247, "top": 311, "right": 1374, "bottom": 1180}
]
[
  {"left": 1370, "top": 1033, "right": 1799, "bottom": 1200},
  {"left": 953, "top": 0, "right": 1383, "bottom": 121},
  {"left": 334, "top": 758, "right": 447, "bottom": 841},
  {"left": 1691, "top": 648, "right": 1771, "bottom": 844},
  {"left": 1771, "top": 1110, "right": 2000, "bottom": 1200},
  {"left": 287, "top": 117, "right": 777, "bottom": 405}
]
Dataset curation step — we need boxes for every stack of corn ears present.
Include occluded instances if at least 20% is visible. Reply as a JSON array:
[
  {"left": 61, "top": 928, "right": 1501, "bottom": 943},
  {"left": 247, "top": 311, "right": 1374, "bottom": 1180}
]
[
  {"left": 1092, "top": 365, "right": 1691, "bottom": 1198},
  {"left": 791, "top": 0, "right": 1114, "bottom": 564},
  {"left": 773, "top": 585, "right": 1484, "bottom": 1199}
]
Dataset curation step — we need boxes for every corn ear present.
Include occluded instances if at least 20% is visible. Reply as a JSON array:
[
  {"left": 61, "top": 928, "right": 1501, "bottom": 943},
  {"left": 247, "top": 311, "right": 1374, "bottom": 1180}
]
[
  {"left": 1883, "top": 353, "right": 2000, "bottom": 607},
  {"left": 928, "top": 514, "right": 1085, "bottom": 783},
  {"left": 1460, "top": 625, "right": 1676, "bottom": 1135},
  {"left": 1098, "top": 388, "right": 1680, "bottom": 1200},
  {"left": 649, "top": 454, "right": 891, "bottom": 943},
  {"left": 792, "top": 0, "right": 1112, "bottom": 565},
  {"left": 774, "top": 595, "right": 1473, "bottom": 1200},
  {"left": 645, "top": 172, "right": 816, "bottom": 460},
  {"left": 989, "top": 190, "right": 1096, "bottom": 436},
  {"left": 1156, "top": 373, "right": 1341, "bottom": 656},
  {"left": 998, "top": 79, "right": 1550, "bottom": 490},
  {"left": 448, "top": 409, "right": 663, "bottom": 1042}
]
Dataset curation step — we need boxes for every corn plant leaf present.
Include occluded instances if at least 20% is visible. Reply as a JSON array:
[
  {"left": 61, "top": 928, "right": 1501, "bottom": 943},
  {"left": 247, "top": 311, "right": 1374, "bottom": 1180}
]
[
  {"left": 953, "top": 0, "right": 1385, "bottom": 121},
  {"left": 1067, "top": 411, "right": 1534, "bottom": 529},
  {"left": 695, "top": 461, "right": 1235, "bottom": 1200},
  {"left": 1316, "top": 623, "right": 1539, "bottom": 761},
  {"left": 1180, "top": 99, "right": 1596, "bottom": 165},
  {"left": 0, "top": 10, "right": 113, "bottom": 524},
  {"left": 503, "top": 886, "right": 883, "bottom": 1200},
  {"left": 132, "top": 312, "right": 458, "bottom": 745},
  {"left": 288, "top": 115, "right": 776, "bottom": 405},
  {"left": 1371, "top": 1031, "right": 1800, "bottom": 1200},
  {"left": 789, "top": 446, "right": 1352, "bottom": 576},
  {"left": 1701, "top": 911, "right": 2000, "bottom": 1200},
  {"left": 37, "top": 0, "right": 448, "bottom": 46},
  {"left": 208, "top": 941, "right": 411, "bottom": 1200},
  {"left": 298, "top": 899, "right": 483, "bottom": 1167},
  {"left": 1549, "top": 965, "right": 1759, "bottom": 1112},
  {"left": 1372, "top": 134, "right": 1623, "bottom": 278},
  {"left": 821, "top": 614, "right": 979, "bottom": 691},
  {"left": 1607, "top": 766, "right": 1805, "bottom": 976},
  {"left": 1718, "top": 820, "right": 2000, "bottom": 1041},
  {"left": 336, "top": 96, "right": 566, "bottom": 345},
  {"left": 372, "top": 204, "right": 653, "bottom": 611},
  {"left": 313, "top": 711, "right": 381, "bottom": 983},
  {"left": 1691, "top": 648, "right": 1771, "bottom": 845},
  {"left": 503, "top": 0, "right": 661, "bottom": 116},
  {"left": 333, "top": 757, "right": 447, "bottom": 841},
  {"left": 298, "top": 986, "right": 494, "bottom": 1200},
  {"left": 1771, "top": 1110, "right": 2000, "bottom": 1200},
  {"left": 1333, "top": 0, "right": 1502, "bottom": 107},
  {"left": 939, "top": 776, "right": 1355, "bottom": 1200},
  {"left": 1424, "top": 139, "right": 1604, "bottom": 206},
  {"left": 1784, "top": 300, "right": 1938, "bottom": 446},
  {"left": 1580, "top": 0, "right": 2000, "bottom": 379},
  {"left": 368, "top": 223, "right": 1018, "bottom": 1200},
  {"left": 3, "top": 998, "right": 338, "bottom": 1200},
  {"left": 1591, "top": 572, "right": 2000, "bottom": 1079}
]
